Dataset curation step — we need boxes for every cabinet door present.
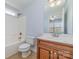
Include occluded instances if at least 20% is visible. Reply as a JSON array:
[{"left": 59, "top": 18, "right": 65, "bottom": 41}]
[{"left": 39, "top": 48, "right": 50, "bottom": 59}]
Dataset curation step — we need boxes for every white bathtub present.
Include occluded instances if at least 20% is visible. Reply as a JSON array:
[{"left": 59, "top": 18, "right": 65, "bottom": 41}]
[{"left": 5, "top": 40, "right": 25, "bottom": 58}]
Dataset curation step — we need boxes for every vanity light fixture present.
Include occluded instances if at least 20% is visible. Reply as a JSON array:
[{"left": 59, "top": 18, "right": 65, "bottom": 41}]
[
  {"left": 49, "top": 16, "right": 54, "bottom": 20},
  {"left": 48, "top": 0, "right": 62, "bottom": 7},
  {"left": 56, "top": 0, "right": 62, "bottom": 5}
]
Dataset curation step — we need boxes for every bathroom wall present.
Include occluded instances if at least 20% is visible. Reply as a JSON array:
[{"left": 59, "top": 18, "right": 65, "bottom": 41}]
[
  {"left": 17, "top": 15, "right": 27, "bottom": 40},
  {"left": 67, "top": 0, "right": 73, "bottom": 34},
  {"left": 23, "top": 0, "right": 44, "bottom": 37},
  {"left": 64, "top": 0, "right": 73, "bottom": 34},
  {"left": 22, "top": 0, "right": 64, "bottom": 36}
]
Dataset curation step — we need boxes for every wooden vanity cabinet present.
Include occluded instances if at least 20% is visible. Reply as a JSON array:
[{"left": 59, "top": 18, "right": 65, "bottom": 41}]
[
  {"left": 37, "top": 39, "right": 73, "bottom": 59},
  {"left": 39, "top": 48, "right": 50, "bottom": 59}
]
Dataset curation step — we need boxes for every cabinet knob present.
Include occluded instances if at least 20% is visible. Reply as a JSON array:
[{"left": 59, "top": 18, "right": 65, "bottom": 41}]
[
  {"left": 54, "top": 52, "right": 57, "bottom": 55},
  {"left": 51, "top": 51, "right": 53, "bottom": 53}
]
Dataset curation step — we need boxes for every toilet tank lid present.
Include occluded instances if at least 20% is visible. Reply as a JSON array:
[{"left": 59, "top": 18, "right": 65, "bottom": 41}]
[{"left": 19, "top": 43, "right": 30, "bottom": 49}]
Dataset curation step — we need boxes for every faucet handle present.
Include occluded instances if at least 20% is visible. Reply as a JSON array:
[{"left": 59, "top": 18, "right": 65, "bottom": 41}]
[{"left": 19, "top": 32, "right": 22, "bottom": 35}]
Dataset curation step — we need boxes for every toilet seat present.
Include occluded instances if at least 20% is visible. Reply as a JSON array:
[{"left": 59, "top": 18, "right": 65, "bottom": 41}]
[{"left": 19, "top": 43, "right": 30, "bottom": 49}]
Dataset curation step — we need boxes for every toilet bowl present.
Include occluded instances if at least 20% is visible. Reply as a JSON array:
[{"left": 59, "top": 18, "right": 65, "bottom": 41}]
[
  {"left": 18, "top": 36, "right": 34, "bottom": 58},
  {"left": 19, "top": 43, "right": 31, "bottom": 58}
]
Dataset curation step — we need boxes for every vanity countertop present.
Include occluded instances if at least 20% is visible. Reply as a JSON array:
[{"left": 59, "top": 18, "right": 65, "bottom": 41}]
[{"left": 37, "top": 34, "right": 73, "bottom": 45}]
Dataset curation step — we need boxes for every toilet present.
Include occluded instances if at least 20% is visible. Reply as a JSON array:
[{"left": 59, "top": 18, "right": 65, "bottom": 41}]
[{"left": 18, "top": 36, "right": 34, "bottom": 58}]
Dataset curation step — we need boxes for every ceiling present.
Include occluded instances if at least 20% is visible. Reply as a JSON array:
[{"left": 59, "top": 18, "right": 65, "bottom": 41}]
[
  {"left": 5, "top": 0, "right": 35, "bottom": 11},
  {"left": 5, "top": 0, "right": 65, "bottom": 12}
]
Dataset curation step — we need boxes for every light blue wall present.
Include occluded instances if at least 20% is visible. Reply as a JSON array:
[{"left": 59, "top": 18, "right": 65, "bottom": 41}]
[
  {"left": 22, "top": 0, "right": 73, "bottom": 37},
  {"left": 64, "top": 0, "right": 73, "bottom": 34},
  {"left": 67, "top": 0, "right": 73, "bottom": 34},
  {"left": 23, "top": 0, "right": 44, "bottom": 37},
  {"left": 22, "top": 0, "right": 63, "bottom": 36}
]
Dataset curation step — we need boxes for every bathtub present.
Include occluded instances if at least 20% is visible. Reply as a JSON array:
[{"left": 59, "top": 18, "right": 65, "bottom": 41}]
[{"left": 5, "top": 40, "right": 25, "bottom": 58}]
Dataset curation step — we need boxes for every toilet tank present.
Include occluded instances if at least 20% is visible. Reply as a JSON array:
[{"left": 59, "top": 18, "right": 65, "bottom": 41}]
[{"left": 26, "top": 36, "right": 35, "bottom": 45}]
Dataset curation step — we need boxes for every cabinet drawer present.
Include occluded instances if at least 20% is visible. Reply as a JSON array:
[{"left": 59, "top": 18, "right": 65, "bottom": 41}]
[
  {"left": 39, "top": 40, "right": 73, "bottom": 52},
  {"left": 58, "top": 51, "right": 72, "bottom": 58}
]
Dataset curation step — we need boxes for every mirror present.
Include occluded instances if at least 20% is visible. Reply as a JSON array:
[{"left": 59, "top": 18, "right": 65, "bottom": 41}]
[
  {"left": 48, "top": 16, "right": 64, "bottom": 34},
  {"left": 44, "top": 0, "right": 73, "bottom": 34}
]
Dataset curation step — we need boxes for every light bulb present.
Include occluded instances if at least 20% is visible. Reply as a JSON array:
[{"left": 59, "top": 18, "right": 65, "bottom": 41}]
[
  {"left": 49, "top": 16, "right": 55, "bottom": 20},
  {"left": 49, "top": 0, "right": 54, "bottom": 2},
  {"left": 49, "top": 3, "right": 55, "bottom": 7},
  {"left": 56, "top": 0, "right": 61, "bottom": 5}
]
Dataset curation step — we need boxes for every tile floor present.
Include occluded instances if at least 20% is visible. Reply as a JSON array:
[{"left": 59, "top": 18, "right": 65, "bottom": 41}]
[{"left": 6, "top": 52, "right": 36, "bottom": 59}]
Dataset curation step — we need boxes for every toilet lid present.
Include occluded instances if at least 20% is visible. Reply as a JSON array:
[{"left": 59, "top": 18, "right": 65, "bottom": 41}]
[{"left": 19, "top": 43, "right": 30, "bottom": 49}]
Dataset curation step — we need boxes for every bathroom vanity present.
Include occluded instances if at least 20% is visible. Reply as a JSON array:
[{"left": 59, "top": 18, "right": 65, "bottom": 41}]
[{"left": 37, "top": 35, "right": 73, "bottom": 59}]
